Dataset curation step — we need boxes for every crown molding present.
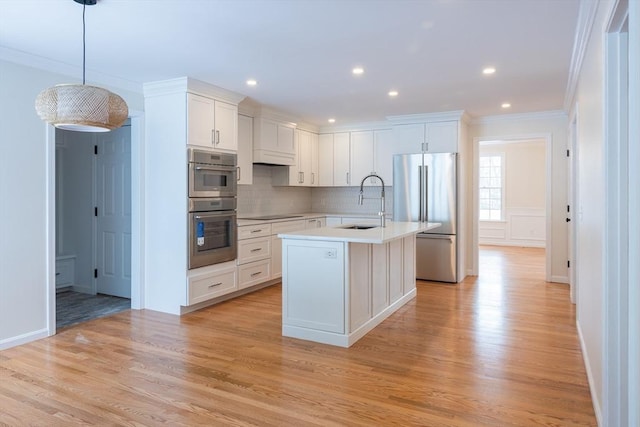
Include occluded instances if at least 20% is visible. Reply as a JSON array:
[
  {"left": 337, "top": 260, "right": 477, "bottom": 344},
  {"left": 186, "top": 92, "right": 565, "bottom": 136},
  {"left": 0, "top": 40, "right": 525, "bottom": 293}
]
[
  {"left": 143, "top": 77, "right": 246, "bottom": 105},
  {"left": 471, "top": 110, "right": 568, "bottom": 125},
  {"left": 0, "top": 46, "right": 143, "bottom": 94},
  {"left": 386, "top": 110, "right": 466, "bottom": 125},
  {"left": 564, "top": 0, "right": 600, "bottom": 111}
]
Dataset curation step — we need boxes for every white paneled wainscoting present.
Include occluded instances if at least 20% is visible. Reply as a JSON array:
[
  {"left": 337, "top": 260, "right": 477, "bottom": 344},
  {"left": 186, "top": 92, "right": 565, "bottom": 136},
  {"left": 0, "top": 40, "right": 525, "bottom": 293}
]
[{"left": 479, "top": 208, "right": 545, "bottom": 248}]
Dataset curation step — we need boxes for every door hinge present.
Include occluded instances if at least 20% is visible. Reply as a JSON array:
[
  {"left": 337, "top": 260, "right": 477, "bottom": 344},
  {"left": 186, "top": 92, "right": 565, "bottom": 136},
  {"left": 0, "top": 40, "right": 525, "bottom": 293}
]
[
  {"left": 94, "top": 206, "right": 98, "bottom": 217},
  {"left": 94, "top": 145, "right": 98, "bottom": 155},
  {"left": 567, "top": 260, "right": 571, "bottom": 268},
  {"left": 94, "top": 268, "right": 98, "bottom": 278}
]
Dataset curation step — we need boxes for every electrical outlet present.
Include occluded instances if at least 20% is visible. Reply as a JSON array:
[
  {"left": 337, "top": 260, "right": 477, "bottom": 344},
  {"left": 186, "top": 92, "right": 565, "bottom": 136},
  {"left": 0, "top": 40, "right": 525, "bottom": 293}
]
[{"left": 325, "top": 249, "right": 337, "bottom": 259}]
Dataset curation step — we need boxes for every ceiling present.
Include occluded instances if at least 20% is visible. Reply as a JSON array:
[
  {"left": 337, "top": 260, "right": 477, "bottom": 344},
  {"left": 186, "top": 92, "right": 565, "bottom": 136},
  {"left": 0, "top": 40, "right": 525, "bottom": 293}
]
[{"left": 0, "top": 0, "right": 580, "bottom": 127}]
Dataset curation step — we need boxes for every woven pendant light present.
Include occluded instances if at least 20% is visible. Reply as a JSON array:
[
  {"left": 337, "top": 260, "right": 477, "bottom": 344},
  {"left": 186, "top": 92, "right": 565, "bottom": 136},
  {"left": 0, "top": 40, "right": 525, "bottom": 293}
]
[{"left": 35, "top": 0, "right": 128, "bottom": 132}]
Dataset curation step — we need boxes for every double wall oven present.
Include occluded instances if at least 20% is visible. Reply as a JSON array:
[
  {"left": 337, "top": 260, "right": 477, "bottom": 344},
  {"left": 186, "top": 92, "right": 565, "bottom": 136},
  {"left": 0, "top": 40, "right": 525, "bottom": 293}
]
[{"left": 188, "top": 148, "right": 237, "bottom": 269}]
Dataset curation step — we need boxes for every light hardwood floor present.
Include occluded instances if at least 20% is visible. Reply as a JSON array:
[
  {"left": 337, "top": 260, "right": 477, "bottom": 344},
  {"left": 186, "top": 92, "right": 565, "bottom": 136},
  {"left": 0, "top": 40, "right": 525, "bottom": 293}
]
[{"left": 0, "top": 246, "right": 596, "bottom": 426}]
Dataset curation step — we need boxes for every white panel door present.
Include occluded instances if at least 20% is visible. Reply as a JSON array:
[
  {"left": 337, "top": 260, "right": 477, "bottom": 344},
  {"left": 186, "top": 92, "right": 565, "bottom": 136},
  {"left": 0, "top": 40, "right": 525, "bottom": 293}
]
[{"left": 96, "top": 125, "right": 132, "bottom": 298}]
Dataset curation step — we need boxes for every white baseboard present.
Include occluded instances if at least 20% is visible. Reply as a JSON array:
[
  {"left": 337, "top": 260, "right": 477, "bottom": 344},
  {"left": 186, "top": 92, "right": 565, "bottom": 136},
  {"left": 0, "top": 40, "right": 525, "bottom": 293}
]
[
  {"left": 0, "top": 327, "right": 50, "bottom": 351},
  {"left": 479, "top": 239, "right": 545, "bottom": 248},
  {"left": 550, "top": 275, "right": 569, "bottom": 284},
  {"left": 577, "top": 320, "right": 603, "bottom": 426}
]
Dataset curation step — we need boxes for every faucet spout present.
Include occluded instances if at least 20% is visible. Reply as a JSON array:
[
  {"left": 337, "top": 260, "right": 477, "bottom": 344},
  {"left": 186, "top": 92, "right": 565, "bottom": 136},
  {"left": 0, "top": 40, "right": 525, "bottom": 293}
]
[{"left": 357, "top": 174, "right": 386, "bottom": 227}]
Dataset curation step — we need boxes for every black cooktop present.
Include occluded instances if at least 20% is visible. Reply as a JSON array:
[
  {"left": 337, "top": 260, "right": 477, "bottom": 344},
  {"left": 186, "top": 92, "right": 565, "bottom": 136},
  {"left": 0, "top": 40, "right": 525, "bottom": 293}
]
[{"left": 238, "top": 215, "right": 305, "bottom": 220}]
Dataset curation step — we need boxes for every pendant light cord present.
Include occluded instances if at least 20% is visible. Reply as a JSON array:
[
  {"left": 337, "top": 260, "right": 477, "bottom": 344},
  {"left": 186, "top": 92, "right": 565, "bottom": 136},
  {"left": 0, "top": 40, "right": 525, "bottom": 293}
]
[{"left": 82, "top": 1, "right": 86, "bottom": 85}]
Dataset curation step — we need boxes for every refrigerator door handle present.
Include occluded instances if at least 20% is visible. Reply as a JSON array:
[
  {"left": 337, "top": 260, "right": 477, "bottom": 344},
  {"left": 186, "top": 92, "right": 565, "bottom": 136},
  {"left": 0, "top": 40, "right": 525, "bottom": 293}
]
[
  {"left": 418, "top": 165, "right": 423, "bottom": 222},
  {"left": 417, "top": 234, "right": 454, "bottom": 240},
  {"left": 424, "top": 165, "right": 429, "bottom": 223}
]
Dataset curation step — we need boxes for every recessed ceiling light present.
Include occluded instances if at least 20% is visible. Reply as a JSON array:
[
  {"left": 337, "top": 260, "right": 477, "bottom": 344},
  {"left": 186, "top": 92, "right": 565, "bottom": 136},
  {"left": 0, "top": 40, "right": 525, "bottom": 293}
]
[
  {"left": 501, "top": 102, "right": 511, "bottom": 108},
  {"left": 328, "top": 118, "right": 336, "bottom": 123},
  {"left": 246, "top": 79, "right": 257, "bottom": 86},
  {"left": 352, "top": 67, "right": 364, "bottom": 75},
  {"left": 483, "top": 67, "right": 496, "bottom": 75},
  {"left": 388, "top": 90, "right": 399, "bottom": 97}
]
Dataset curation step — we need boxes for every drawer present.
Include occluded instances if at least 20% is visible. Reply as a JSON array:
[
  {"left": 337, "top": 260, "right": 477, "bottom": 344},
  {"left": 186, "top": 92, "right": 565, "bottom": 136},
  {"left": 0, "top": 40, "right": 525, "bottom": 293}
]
[
  {"left": 55, "top": 257, "right": 75, "bottom": 287},
  {"left": 238, "top": 223, "right": 272, "bottom": 240},
  {"left": 271, "top": 219, "right": 306, "bottom": 234},
  {"left": 238, "top": 259, "right": 271, "bottom": 290},
  {"left": 188, "top": 267, "right": 237, "bottom": 305},
  {"left": 238, "top": 236, "right": 271, "bottom": 264}
]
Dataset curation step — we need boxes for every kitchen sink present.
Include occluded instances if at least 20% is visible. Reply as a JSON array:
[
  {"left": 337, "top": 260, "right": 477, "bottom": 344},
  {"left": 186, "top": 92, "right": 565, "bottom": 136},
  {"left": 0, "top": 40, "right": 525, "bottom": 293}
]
[{"left": 340, "top": 225, "right": 378, "bottom": 230}]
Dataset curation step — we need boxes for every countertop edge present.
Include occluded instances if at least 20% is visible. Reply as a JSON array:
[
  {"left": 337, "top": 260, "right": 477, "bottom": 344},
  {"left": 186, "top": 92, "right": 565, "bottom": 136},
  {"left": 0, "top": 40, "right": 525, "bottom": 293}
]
[{"left": 277, "top": 222, "right": 441, "bottom": 244}]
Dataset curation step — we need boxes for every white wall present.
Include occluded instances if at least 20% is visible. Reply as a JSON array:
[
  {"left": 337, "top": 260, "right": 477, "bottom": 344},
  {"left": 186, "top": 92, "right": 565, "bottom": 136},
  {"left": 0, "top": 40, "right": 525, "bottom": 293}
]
[
  {"left": 470, "top": 112, "right": 568, "bottom": 282},
  {"left": 569, "top": 1, "right": 611, "bottom": 421},
  {"left": 479, "top": 140, "right": 546, "bottom": 247},
  {"left": 0, "top": 59, "right": 143, "bottom": 349},
  {"left": 56, "top": 130, "right": 95, "bottom": 293}
]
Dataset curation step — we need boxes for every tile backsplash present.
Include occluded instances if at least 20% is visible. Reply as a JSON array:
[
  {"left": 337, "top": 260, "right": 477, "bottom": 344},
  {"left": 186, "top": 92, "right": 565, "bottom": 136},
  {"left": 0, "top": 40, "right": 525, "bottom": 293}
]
[{"left": 238, "top": 164, "right": 394, "bottom": 217}]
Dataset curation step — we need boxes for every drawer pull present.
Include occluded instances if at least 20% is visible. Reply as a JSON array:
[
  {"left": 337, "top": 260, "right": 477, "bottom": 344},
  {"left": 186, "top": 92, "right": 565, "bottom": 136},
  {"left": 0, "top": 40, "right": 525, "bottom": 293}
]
[
  {"left": 250, "top": 248, "right": 262, "bottom": 253},
  {"left": 250, "top": 229, "right": 263, "bottom": 233},
  {"left": 56, "top": 272, "right": 61, "bottom": 276},
  {"left": 208, "top": 282, "right": 223, "bottom": 288},
  {"left": 250, "top": 271, "right": 262, "bottom": 277}
]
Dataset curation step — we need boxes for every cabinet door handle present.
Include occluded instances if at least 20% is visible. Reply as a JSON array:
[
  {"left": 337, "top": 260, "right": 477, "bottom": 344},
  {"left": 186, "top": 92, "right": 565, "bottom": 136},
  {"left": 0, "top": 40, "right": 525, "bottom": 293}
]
[
  {"left": 211, "top": 129, "right": 215, "bottom": 145},
  {"left": 311, "top": 172, "right": 315, "bottom": 184},
  {"left": 208, "top": 282, "right": 222, "bottom": 288},
  {"left": 237, "top": 166, "right": 241, "bottom": 182},
  {"left": 301, "top": 171, "right": 305, "bottom": 183},
  {"left": 346, "top": 172, "right": 350, "bottom": 185},
  {"left": 216, "top": 130, "right": 220, "bottom": 145},
  {"left": 250, "top": 271, "right": 262, "bottom": 277}
]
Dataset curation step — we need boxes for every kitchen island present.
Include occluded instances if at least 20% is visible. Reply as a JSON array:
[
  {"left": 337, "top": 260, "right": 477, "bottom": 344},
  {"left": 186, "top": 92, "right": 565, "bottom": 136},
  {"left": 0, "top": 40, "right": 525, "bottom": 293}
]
[{"left": 279, "top": 221, "right": 440, "bottom": 347}]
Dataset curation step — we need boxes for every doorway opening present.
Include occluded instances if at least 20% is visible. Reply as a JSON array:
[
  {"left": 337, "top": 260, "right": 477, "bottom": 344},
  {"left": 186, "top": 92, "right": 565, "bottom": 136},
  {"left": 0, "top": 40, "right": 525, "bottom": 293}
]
[
  {"left": 54, "top": 123, "right": 132, "bottom": 329},
  {"left": 473, "top": 136, "right": 551, "bottom": 281}
]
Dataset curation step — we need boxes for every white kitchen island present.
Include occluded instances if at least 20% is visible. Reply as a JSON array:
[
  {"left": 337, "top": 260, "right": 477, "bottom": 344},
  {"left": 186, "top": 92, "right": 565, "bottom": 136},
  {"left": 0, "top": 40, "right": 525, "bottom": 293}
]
[{"left": 278, "top": 221, "right": 440, "bottom": 347}]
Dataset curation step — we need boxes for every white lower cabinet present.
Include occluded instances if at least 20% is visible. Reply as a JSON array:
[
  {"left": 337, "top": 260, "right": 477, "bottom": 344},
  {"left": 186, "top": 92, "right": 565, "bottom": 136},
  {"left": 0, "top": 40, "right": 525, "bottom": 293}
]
[
  {"left": 55, "top": 255, "right": 75, "bottom": 290},
  {"left": 282, "top": 235, "right": 416, "bottom": 347},
  {"left": 237, "top": 223, "right": 272, "bottom": 289},
  {"left": 187, "top": 262, "right": 238, "bottom": 305},
  {"left": 270, "top": 220, "right": 307, "bottom": 279},
  {"left": 238, "top": 259, "right": 271, "bottom": 290}
]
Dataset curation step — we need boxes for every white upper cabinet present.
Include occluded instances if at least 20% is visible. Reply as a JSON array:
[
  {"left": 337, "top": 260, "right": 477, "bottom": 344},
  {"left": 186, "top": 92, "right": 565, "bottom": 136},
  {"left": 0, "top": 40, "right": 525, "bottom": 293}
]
[
  {"left": 318, "top": 133, "right": 334, "bottom": 186},
  {"left": 237, "top": 114, "right": 253, "bottom": 185},
  {"left": 187, "top": 93, "right": 238, "bottom": 151},
  {"left": 350, "top": 131, "right": 375, "bottom": 187},
  {"left": 373, "top": 129, "right": 394, "bottom": 187},
  {"left": 392, "top": 120, "right": 458, "bottom": 154},
  {"left": 310, "top": 132, "right": 319, "bottom": 186},
  {"left": 253, "top": 117, "right": 296, "bottom": 165},
  {"left": 272, "top": 128, "right": 317, "bottom": 186},
  {"left": 333, "top": 132, "right": 351, "bottom": 186}
]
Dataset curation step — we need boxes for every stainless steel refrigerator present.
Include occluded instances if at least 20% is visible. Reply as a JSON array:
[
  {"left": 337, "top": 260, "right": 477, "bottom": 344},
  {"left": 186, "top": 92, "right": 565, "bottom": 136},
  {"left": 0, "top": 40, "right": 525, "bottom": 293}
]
[{"left": 393, "top": 153, "right": 457, "bottom": 283}]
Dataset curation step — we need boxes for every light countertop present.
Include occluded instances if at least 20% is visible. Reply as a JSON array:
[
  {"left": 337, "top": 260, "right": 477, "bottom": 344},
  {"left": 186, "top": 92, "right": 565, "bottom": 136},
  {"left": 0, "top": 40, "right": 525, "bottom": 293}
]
[
  {"left": 237, "top": 212, "right": 387, "bottom": 227},
  {"left": 277, "top": 221, "right": 441, "bottom": 244}
]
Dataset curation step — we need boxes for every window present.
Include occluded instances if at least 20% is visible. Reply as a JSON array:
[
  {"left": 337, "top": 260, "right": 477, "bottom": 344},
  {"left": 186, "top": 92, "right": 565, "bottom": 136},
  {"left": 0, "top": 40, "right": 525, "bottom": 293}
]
[{"left": 479, "top": 154, "right": 504, "bottom": 221}]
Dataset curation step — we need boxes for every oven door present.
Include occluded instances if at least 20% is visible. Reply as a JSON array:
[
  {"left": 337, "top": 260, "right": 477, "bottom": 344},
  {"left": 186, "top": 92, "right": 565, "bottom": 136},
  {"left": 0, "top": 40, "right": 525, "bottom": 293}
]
[
  {"left": 188, "top": 163, "right": 237, "bottom": 198},
  {"left": 189, "top": 210, "right": 237, "bottom": 269}
]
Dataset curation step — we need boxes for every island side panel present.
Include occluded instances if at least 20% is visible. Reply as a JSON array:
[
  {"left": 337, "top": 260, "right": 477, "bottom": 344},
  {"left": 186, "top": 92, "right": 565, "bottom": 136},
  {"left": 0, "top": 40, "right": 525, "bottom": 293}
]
[
  {"left": 348, "top": 243, "right": 371, "bottom": 332},
  {"left": 282, "top": 239, "right": 346, "bottom": 334},
  {"left": 403, "top": 235, "right": 416, "bottom": 293},
  {"left": 389, "top": 239, "right": 403, "bottom": 301},
  {"left": 371, "top": 243, "right": 389, "bottom": 316}
]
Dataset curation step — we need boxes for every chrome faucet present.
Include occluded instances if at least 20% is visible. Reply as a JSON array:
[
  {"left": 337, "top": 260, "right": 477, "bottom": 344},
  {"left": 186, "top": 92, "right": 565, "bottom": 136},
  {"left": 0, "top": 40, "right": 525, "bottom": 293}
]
[{"left": 358, "top": 174, "right": 386, "bottom": 227}]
